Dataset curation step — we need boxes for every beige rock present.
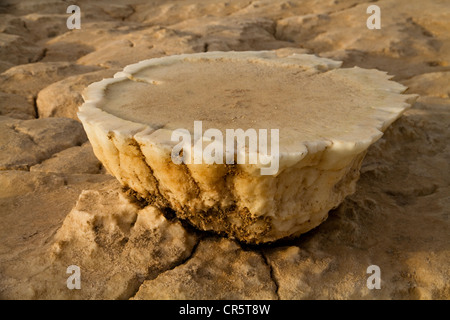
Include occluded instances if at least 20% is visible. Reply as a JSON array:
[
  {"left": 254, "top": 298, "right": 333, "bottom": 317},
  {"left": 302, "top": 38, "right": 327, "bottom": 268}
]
[
  {"left": 0, "top": 62, "right": 100, "bottom": 98},
  {"left": 0, "top": 32, "right": 43, "bottom": 66},
  {"left": 3, "top": 0, "right": 136, "bottom": 21},
  {"left": 36, "top": 68, "right": 119, "bottom": 120},
  {"left": 0, "top": 61, "right": 14, "bottom": 74},
  {"left": 133, "top": 237, "right": 277, "bottom": 300},
  {"left": 0, "top": 174, "right": 115, "bottom": 299},
  {"left": 79, "top": 50, "right": 416, "bottom": 243},
  {"left": 21, "top": 13, "right": 70, "bottom": 40},
  {"left": 275, "top": 0, "right": 450, "bottom": 80},
  {"left": 42, "top": 21, "right": 138, "bottom": 63},
  {"left": 0, "top": 92, "right": 36, "bottom": 120},
  {"left": 98, "top": 3, "right": 135, "bottom": 20},
  {"left": 3, "top": 0, "right": 69, "bottom": 15},
  {"left": 170, "top": 16, "right": 295, "bottom": 52},
  {"left": 0, "top": 14, "right": 29, "bottom": 38},
  {"left": 30, "top": 142, "right": 102, "bottom": 174},
  {"left": 132, "top": 0, "right": 251, "bottom": 25},
  {"left": 76, "top": 37, "right": 167, "bottom": 69},
  {"left": 34, "top": 184, "right": 197, "bottom": 299},
  {"left": 73, "top": 23, "right": 218, "bottom": 68},
  {"left": 403, "top": 71, "right": 450, "bottom": 98},
  {"left": 0, "top": 116, "right": 87, "bottom": 170},
  {"left": 231, "top": 0, "right": 369, "bottom": 20},
  {"left": 0, "top": 169, "right": 66, "bottom": 199}
]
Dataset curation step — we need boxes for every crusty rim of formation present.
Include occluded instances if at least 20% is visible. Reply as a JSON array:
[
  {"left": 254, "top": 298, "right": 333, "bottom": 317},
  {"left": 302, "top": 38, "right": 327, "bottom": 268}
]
[{"left": 78, "top": 50, "right": 418, "bottom": 176}]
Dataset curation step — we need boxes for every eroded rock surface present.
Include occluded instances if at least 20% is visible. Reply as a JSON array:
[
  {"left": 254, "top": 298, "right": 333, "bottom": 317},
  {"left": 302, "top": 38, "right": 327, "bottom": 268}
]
[
  {"left": 0, "top": 62, "right": 100, "bottom": 99},
  {"left": 30, "top": 141, "right": 103, "bottom": 174},
  {"left": 0, "top": 182, "right": 198, "bottom": 299},
  {"left": 36, "top": 68, "right": 119, "bottom": 120},
  {"left": 46, "top": 184, "right": 198, "bottom": 299},
  {"left": 0, "top": 116, "right": 87, "bottom": 170},
  {"left": 0, "top": 92, "right": 36, "bottom": 119},
  {"left": 133, "top": 238, "right": 278, "bottom": 300}
]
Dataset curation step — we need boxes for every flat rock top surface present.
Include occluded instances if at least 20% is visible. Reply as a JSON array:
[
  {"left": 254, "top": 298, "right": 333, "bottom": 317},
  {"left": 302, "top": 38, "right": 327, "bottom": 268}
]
[
  {"left": 105, "top": 57, "right": 337, "bottom": 131},
  {"left": 98, "top": 53, "right": 407, "bottom": 145}
]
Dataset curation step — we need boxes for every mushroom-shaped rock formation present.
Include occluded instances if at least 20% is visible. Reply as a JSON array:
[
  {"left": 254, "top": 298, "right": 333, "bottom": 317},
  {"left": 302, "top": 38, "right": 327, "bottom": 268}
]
[{"left": 78, "top": 50, "right": 416, "bottom": 244}]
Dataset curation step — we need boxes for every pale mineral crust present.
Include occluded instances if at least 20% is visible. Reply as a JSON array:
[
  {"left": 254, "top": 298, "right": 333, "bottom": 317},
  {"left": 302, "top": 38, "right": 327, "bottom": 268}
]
[{"left": 78, "top": 50, "right": 416, "bottom": 243}]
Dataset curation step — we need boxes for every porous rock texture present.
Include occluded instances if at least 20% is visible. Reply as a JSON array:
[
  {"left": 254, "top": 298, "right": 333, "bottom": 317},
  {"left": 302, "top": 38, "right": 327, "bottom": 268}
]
[
  {"left": 78, "top": 50, "right": 416, "bottom": 244},
  {"left": 133, "top": 237, "right": 278, "bottom": 300},
  {"left": 0, "top": 0, "right": 449, "bottom": 300}
]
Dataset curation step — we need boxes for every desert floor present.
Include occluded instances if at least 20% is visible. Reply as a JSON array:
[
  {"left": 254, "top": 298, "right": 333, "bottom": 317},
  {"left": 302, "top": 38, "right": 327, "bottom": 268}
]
[{"left": 0, "top": 0, "right": 449, "bottom": 299}]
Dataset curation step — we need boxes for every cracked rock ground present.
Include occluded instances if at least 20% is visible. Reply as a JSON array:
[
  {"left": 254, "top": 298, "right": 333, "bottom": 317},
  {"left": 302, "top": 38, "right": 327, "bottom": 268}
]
[{"left": 0, "top": 0, "right": 449, "bottom": 299}]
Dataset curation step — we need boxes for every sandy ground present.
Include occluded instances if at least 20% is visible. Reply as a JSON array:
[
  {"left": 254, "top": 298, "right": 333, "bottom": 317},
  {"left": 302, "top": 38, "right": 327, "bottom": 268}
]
[{"left": 0, "top": 0, "right": 448, "bottom": 299}]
